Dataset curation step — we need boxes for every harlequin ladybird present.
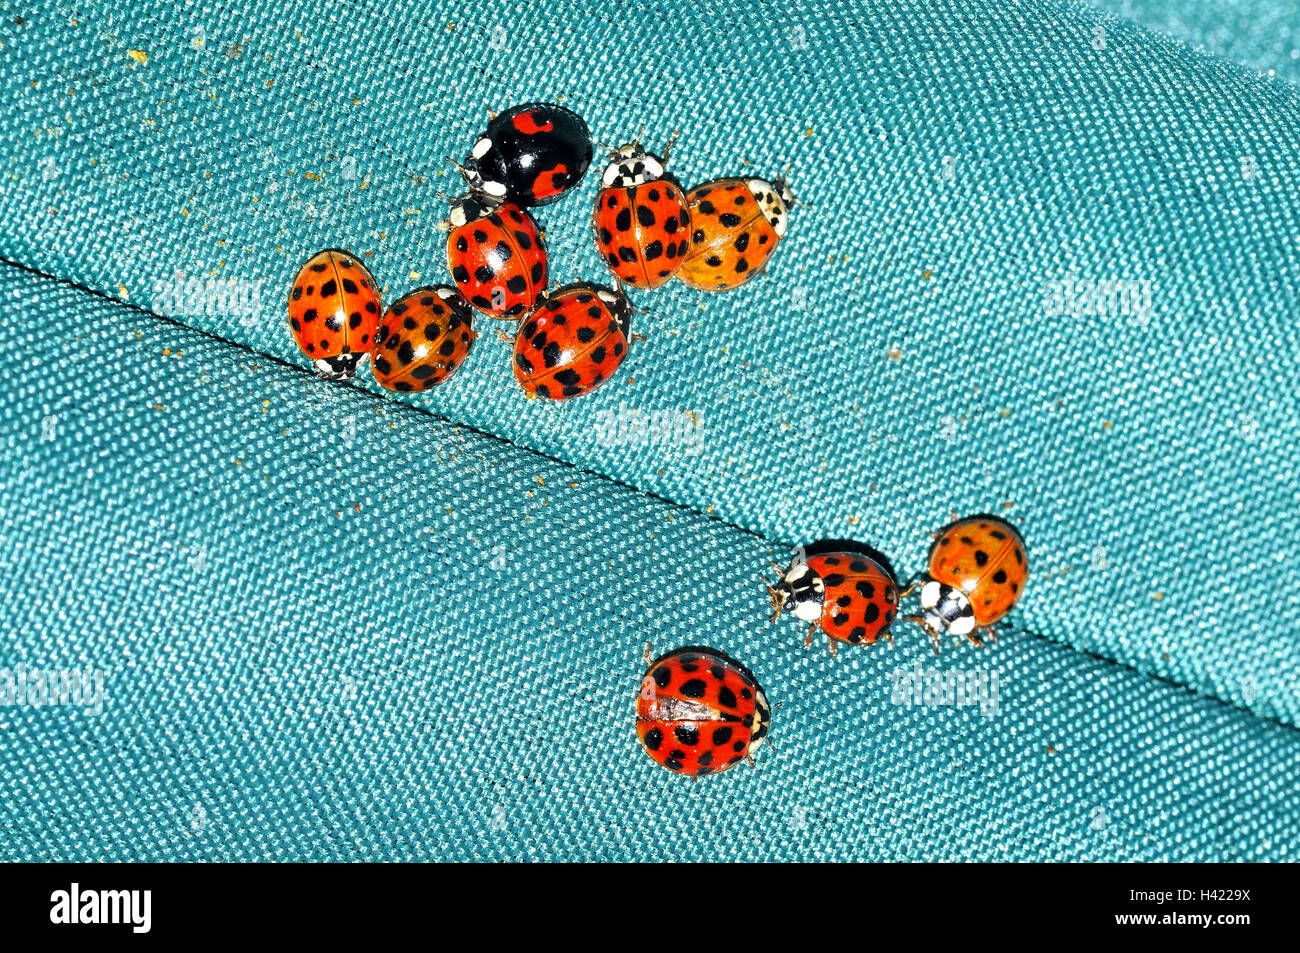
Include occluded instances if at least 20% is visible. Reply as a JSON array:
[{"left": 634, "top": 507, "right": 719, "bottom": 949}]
[
  {"left": 768, "top": 552, "right": 898, "bottom": 655},
  {"left": 371, "top": 286, "right": 476, "bottom": 392},
  {"left": 445, "top": 194, "right": 548, "bottom": 318},
  {"left": 512, "top": 283, "right": 631, "bottom": 400},
  {"left": 903, "top": 515, "right": 1029, "bottom": 647},
  {"left": 636, "top": 647, "right": 771, "bottom": 777},
  {"left": 591, "top": 142, "right": 691, "bottom": 289},
  {"left": 287, "top": 249, "right": 380, "bottom": 380},
  {"left": 677, "top": 177, "right": 793, "bottom": 291},
  {"left": 457, "top": 102, "right": 593, "bottom": 207}
]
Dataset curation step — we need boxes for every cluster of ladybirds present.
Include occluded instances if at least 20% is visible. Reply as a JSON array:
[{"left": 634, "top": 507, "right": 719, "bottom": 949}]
[
  {"left": 637, "top": 514, "right": 1029, "bottom": 777},
  {"left": 282, "top": 105, "right": 1029, "bottom": 781},
  {"left": 286, "top": 102, "right": 795, "bottom": 398}
]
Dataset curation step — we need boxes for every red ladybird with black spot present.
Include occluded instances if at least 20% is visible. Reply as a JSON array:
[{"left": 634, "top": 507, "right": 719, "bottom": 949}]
[
  {"left": 591, "top": 142, "right": 691, "bottom": 289},
  {"left": 287, "top": 249, "right": 380, "bottom": 380},
  {"left": 458, "top": 102, "right": 593, "bottom": 208},
  {"left": 512, "top": 283, "right": 631, "bottom": 400},
  {"left": 446, "top": 194, "right": 548, "bottom": 318},
  {"left": 371, "top": 286, "right": 476, "bottom": 392},
  {"left": 636, "top": 647, "right": 771, "bottom": 777},
  {"left": 768, "top": 551, "right": 899, "bottom": 655}
]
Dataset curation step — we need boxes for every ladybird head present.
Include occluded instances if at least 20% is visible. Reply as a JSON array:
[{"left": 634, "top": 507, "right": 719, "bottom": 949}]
[
  {"left": 748, "top": 687, "right": 772, "bottom": 753},
  {"left": 595, "top": 286, "right": 633, "bottom": 338},
  {"left": 767, "top": 561, "right": 823, "bottom": 624},
  {"left": 601, "top": 142, "right": 666, "bottom": 188},
  {"left": 447, "top": 192, "right": 503, "bottom": 229},
  {"left": 314, "top": 351, "right": 367, "bottom": 382},
  {"left": 455, "top": 137, "right": 509, "bottom": 200},
  {"left": 748, "top": 178, "right": 794, "bottom": 238}
]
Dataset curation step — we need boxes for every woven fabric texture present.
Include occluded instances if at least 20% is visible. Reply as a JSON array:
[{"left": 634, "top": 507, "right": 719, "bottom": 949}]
[
  {"left": 0, "top": 0, "right": 1297, "bottom": 860},
  {"left": 1089, "top": 0, "right": 1300, "bottom": 84},
  {"left": 2, "top": 263, "right": 1296, "bottom": 861}
]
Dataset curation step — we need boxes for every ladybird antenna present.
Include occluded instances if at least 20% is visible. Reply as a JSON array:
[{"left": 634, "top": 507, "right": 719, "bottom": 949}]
[
  {"left": 661, "top": 131, "right": 680, "bottom": 167},
  {"left": 445, "top": 156, "right": 471, "bottom": 178}
]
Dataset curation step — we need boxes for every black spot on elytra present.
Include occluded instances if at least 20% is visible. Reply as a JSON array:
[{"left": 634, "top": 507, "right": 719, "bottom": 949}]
[
  {"left": 680, "top": 679, "right": 707, "bottom": 698},
  {"left": 674, "top": 726, "right": 699, "bottom": 746},
  {"left": 643, "top": 728, "right": 663, "bottom": 751},
  {"left": 712, "top": 726, "right": 732, "bottom": 746}
]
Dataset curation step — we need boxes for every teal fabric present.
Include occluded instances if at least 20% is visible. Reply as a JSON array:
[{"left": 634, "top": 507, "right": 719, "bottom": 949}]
[
  {"left": 1089, "top": 0, "right": 1300, "bottom": 84},
  {"left": 1, "top": 0, "right": 1298, "bottom": 860}
]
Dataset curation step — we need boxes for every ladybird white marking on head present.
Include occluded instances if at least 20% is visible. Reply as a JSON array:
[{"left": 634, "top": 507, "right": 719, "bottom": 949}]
[
  {"left": 949, "top": 613, "right": 976, "bottom": 637},
  {"left": 920, "top": 579, "right": 943, "bottom": 610},
  {"left": 435, "top": 286, "right": 458, "bottom": 301},
  {"left": 602, "top": 143, "right": 665, "bottom": 188},
  {"left": 482, "top": 179, "right": 508, "bottom": 198},
  {"left": 748, "top": 688, "right": 772, "bottom": 754},
  {"left": 471, "top": 136, "right": 492, "bottom": 159},
  {"left": 596, "top": 289, "right": 618, "bottom": 304},
  {"left": 747, "top": 178, "right": 791, "bottom": 238}
]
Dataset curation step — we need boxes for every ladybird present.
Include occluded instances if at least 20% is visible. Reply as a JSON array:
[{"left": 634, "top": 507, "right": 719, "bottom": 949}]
[
  {"left": 445, "top": 194, "right": 548, "bottom": 318},
  {"left": 903, "top": 515, "right": 1029, "bottom": 647},
  {"left": 457, "top": 102, "right": 593, "bottom": 207},
  {"left": 591, "top": 142, "right": 691, "bottom": 289},
  {"left": 636, "top": 647, "right": 771, "bottom": 777},
  {"left": 767, "top": 552, "right": 898, "bottom": 655},
  {"left": 512, "top": 283, "right": 632, "bottom": 400},
  {"left": 677, "top": 177, "right": 794, "bottom": 291},
  {"left": 371, "top": 286, "right": 476, "bottom": 392},
  {"left": 287, "top": 249, "right": 380, "bottom": 380}
]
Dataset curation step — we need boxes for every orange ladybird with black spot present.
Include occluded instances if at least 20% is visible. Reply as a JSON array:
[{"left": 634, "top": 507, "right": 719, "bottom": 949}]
[
  {"left": 636, "top": 647, "right": 771, "bottom": 777},
  {"left": 905, "top": 515, "right": 1029, "bottom": 647},
  {"left": 768, "top": 551, "right": 898, "bottom": 655},
  {"left": 677, "top": 177, "right": 793, "bottom": 291},
  {"left": 591, "top": 142, "right": 691, "bottom": 289},
  {"left": 512, "top": 283, "right": 632, "bottom": 400},
  {"left": 287, "top": 249, "right": 380, "bottom": 380},
  {"left": 371, "top": 286, "right": 476, "bottom": 392},
  {"left": 446, "top": 194, "right": 547, "bottom": 318}
]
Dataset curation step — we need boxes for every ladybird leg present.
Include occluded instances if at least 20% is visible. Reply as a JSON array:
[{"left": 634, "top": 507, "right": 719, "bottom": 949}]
[
  {"left": 898, "top": 581, "right": 919, "bottom": 599},
  {"left": 903, "top": 614, "right": 942, "bottom": 654},
  {"left": 803, "top": 623, "right": 815, "bottom": 648},
  {"left": 767, "top": 589, "right": 784, "bottom": 623},
  {"left": 495, "top": 329, "right": 513, "bottom": 344},
  {"left": 643, "top": 642, "right": 653, "bottom": 666},
  {"left": 826, "top": 635, "right": 838, "bottom": 658}
]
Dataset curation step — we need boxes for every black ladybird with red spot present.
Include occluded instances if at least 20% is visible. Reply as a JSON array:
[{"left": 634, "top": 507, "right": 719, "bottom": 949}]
[{"left": 458, "top": 103, "right": 593, "bottom": 207}]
